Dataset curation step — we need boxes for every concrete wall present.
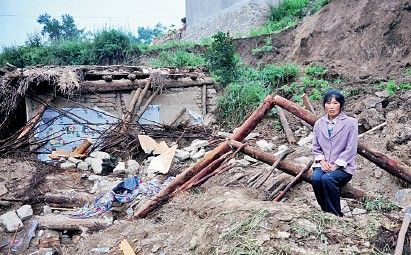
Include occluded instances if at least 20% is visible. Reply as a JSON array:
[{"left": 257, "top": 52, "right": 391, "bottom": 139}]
[
  {"left": 183, "top": 0, "right": 280, "bottom": 42},
  {"left": 26, "top": 85, "right": 217, "bottom": 126}
]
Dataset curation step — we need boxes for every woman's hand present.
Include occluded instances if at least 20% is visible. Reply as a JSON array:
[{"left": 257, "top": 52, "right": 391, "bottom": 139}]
[{"left": 320, "top": 160, "right": 338, "bottom": 172}]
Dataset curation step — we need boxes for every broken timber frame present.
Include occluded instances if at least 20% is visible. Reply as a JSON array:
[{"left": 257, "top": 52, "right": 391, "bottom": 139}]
[
  {"left": 273, "top": 95, "right": 411, "bottom": 184},
  {"left": 228, "top": 140, "right": 366, "bottom": 199},
  {"left": 133, "top": 94, "right": 409, "bottom": 219},
  {"left": 132, "top": 95, "right": 277, "bottom": 219}
]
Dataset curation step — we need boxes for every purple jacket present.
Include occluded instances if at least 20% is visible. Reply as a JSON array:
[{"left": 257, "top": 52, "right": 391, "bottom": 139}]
[{"left": 312, "top": 112, "right": 359, "bottom": 175}]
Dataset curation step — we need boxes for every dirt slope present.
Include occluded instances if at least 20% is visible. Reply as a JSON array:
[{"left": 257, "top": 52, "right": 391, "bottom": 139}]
[{"left": 236, "top": 0, "right": 411, "bottom": 79}]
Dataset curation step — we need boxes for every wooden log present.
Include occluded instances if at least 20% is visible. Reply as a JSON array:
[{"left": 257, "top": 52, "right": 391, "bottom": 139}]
[
  {"left": 134, "top": 81, "right": 165, "bottom": 123},
  {"left": 276, "top": 106, "right": 297, "bottom": 145},
  {"left": 73, "top": 138, "right": 92, "bottom": 155},
  {"left": 132, "top": 75, "right": 153, "bottom": 122},
  {"left": 177, "top": 152, "right": 230, "bottom": 192},
  {"left": 394, "top": 213, "right": 410, "bottom": 255},
  {"left": 273, "top": 95, "right": 411, "bottom": 184},
  {"left": 228, "top": 140, "right": 366, "bottom": 199},
  {"left": 301, "top": 93, "right": 316, "bottom": 114},
  {"left": 202, "top": 84, "right": 207, "bottom": 115},
  {"left": 132, "top": 95, "right": 277, "bottom": 219},
  {"left": 274, "top": 160, "right": 313, "bottom": 201},
  {"left": 181, "top": 143, "right": 245, "bottom": 191},
  {"left": 125, "top": 88, "right": 142, "bottom": 123},
  {"left": 253, "top": 147, "right": 295, "bottom": 189},
  {"left": 36, "top": 215, "right": 111, "bottom": 231},
  {"left": 169, "top": 107, "right": 186, "bottom": 126},
  {"left": 81, "top": 77, "right": 215, "bottom": 92},
  {"left": 17, "top": 95, "right": 55, "bottom": 139},
  {"left": 43, "top": 193, "right": 90, "bottom": 206},
  {"left": 268, "top": 183, "right": 287, "bottom": 201},
  {"left": 115, "top": 92, "right": 124, "bottom": 118}
]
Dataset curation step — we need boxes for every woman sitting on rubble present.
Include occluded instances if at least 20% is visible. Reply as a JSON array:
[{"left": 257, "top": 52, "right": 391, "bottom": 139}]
[{"left": 311, "top": 90, "right": 358, "bottom": 217}]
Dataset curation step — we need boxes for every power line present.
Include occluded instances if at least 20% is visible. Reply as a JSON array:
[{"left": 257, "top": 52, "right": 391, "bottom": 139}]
[{"left": 0, "top": 14, "right": 182, "bottom": 19}]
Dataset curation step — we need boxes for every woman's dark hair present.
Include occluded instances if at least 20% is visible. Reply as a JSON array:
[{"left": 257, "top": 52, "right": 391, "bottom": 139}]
[{"left": 322, "top": 90, "right": 345, "bottom": 110}]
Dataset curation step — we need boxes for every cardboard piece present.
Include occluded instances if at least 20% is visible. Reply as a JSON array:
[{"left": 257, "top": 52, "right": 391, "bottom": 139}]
[
  {"left": 147, "top": 145, "right": 178, "bottom": 174},
  {"left": 119, "top": 239, "right": 136, "bottom": 255},
  {"left": 138, "top": 135, "right": 169, "bottom": 154}
]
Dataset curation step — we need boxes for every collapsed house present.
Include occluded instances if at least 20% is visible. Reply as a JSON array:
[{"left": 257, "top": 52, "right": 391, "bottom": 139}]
[{"left": 0, "top": 64, "right": 217, "bottom": 160}]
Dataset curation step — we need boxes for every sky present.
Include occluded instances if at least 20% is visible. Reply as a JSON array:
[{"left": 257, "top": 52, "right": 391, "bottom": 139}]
[{"left": 0, "top": 0, "right": 186, "bottom": 48}]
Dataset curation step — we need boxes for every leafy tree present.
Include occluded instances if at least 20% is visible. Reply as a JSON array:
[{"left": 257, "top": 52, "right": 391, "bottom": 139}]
[
  {"left": 37, "top": 13, "right": 84, "bottom": 42},
  {"left": 137, "top": 22, "right": 167, "bottom": 44},
  {"left": 205, "top": 32, "right": 240, "bottom": 85}
]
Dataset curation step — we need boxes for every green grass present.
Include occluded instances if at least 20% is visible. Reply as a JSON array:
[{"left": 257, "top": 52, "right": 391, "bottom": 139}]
[
  {"left": 403, "top": 68, "right": 411, "bottom": 76},
  {"left": 260, "top": 63, "right": 300, "bottom": 89},
  {"left": 305, "top": 63, "right": 327, "bottom": 78},
  {"left": 216, "top": 81, "right": 269, "bottom": 128},
  {"left": 360, "top": 196, "right": 400, "bottom": 212},
  {"left": 149, "top": 48, "right": 205, "bottom": 67}
]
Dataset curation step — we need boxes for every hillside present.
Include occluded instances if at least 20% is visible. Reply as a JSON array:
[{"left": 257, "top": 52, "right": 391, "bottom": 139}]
[{"left": 1, "top": 1, "right": 411, "bottom": 255}]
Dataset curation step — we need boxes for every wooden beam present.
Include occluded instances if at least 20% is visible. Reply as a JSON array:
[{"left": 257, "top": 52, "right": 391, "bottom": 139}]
[
  {"left": 81, "top": 77, "right": 215, "bottom": 92},
  {"left": 274, "top": 160, "right": 313, "bottom": 201},
  {"left": 18, "top": 95, "right": 55, "bottom": 139},
  {"left": 276, "top": 106, "right": 297, "bottom": 145}
]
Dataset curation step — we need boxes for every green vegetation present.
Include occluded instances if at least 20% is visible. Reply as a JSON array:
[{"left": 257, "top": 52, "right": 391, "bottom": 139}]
[
  {"left": 403, "top": 68, "right": 411, "bottom": 76},
  {"left": 150, "top": 48, "right": 205, "bottom": 67},
  {"left": 204, "top": 32, "right": 240, "bottom": 85},
  {"left": 305, "top": 63, "right": 327, "bottom": 78},
  {"left": 217, "top": 81, "right": 269, "bottom": 127},
  {"left": 379, "top": 80, "right": 411, "bottom": 95},
  {"left": 360, "top": 196, "right": 400, "bottom": 212},
  {"left": 261, "top": 63, "right": 300, "bottom": 89},
  {"left": 249, "top": 0, "right": 331, "bottom": 37},
  {"left": 251, "top": 37, "right": 273, "bottom": 55}
]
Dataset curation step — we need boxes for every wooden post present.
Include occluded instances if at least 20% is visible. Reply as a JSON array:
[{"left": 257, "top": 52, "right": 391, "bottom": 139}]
[
  {"left": 202, "top": 84, "right": 207, "bottom": 115},
  {"left": 132, "top": 95, "right": 277, "bottom": 219},
  {"left": 273, "top": 95, "right": 411, "bottom": 184},
  {"left": 275, "top": 106, "right": 297, "bottom": 145},
  {"left": 394, "top": 213, "right": 410, "bottom": 255},
  {"left": 253, "top": 147, "right": 294, "bottom": 189},
  {"left": 134, "top": 82, "right": 165, "bottom": 123},
  {"left": 18, "top": 95, "right": 55, "bottom": 139},
  {"left": 274, "top": 160, "right": 313, "bottom": 201},
  {"left": 301, "top": 93, "right": 316, "bottom": 114}
]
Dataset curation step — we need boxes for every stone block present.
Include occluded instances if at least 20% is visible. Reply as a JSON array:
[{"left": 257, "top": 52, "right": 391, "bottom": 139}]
[
  {"left": 17, "top": 204, "right": 33, "bottom": 220},
  {"left": 0, "top": 210, "right": 24, "bottom": 232}
]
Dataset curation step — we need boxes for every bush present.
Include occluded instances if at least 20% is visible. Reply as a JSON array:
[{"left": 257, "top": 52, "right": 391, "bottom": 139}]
[
  {"left": 205, "top": 32, "right": 240, "bottom": 85},
  {"left": 216, "top": 81, "right": 268, "bottom": 127},
  {"left": 48, "top": 40, "right": 91, "bottom": 65},
  {"left": 0, "top": 45, "right": 50, "bottom": 67},
  {"left": 91, "top": 29, "right": 133, "bottom": 65}
]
